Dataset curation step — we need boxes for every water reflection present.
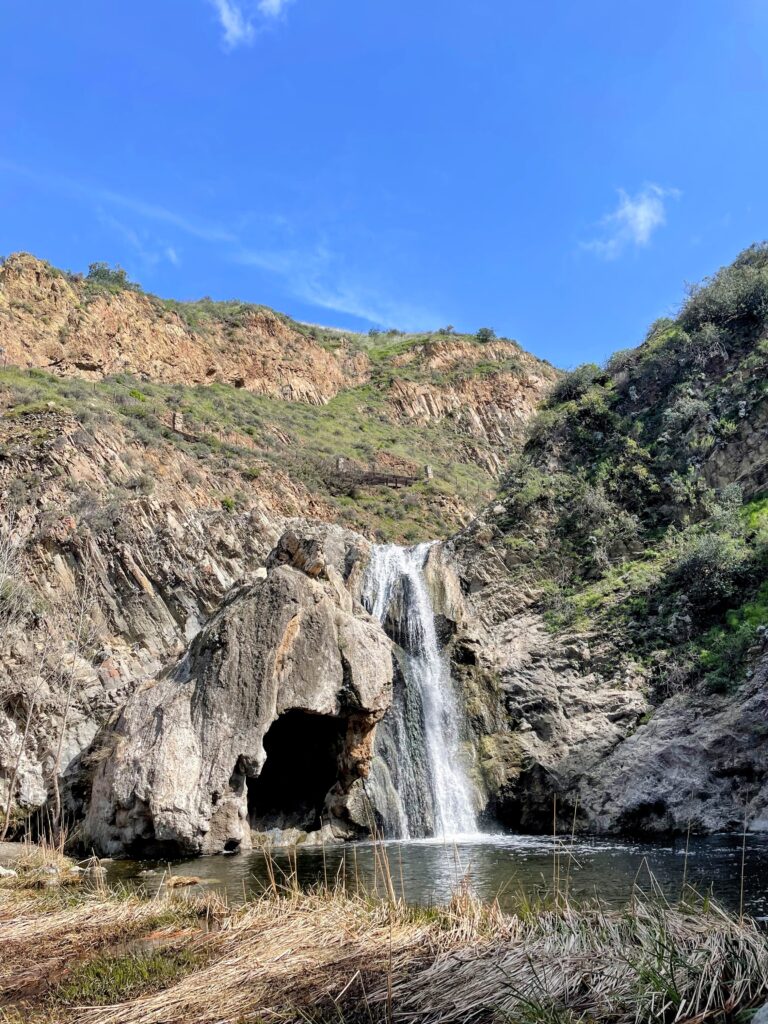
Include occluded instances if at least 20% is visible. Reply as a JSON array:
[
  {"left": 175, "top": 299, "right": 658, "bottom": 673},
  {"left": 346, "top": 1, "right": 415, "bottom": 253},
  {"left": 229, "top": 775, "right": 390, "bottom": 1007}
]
[{"left": 105, "top": 833, "right": 768, "bottom": 917}]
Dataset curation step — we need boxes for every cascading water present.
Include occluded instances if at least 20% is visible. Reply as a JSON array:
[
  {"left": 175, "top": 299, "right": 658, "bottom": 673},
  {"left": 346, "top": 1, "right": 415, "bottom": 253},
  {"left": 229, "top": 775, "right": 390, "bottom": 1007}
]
[{"left": 363, "top": 543, "right": 478, "bottom": 839}]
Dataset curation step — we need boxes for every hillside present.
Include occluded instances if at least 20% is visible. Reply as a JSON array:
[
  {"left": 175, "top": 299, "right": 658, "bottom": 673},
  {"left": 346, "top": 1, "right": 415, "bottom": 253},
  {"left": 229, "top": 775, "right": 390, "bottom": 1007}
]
[
  {"left": 0, "top": 253, "right": 556, "bottom": 542},
  {"left": 449, "top": 243, "right": 768, "bottom": 833},
  {"left": 4, "top": 244, "right": 768, "bottom": 847},
  {"left": 0, "top": 251, "right": 555, "bottom": 837}
]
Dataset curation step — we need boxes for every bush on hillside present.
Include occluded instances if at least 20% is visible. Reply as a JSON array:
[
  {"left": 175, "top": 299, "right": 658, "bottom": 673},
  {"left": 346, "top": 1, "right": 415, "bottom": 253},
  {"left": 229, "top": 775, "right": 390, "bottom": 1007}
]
[
  {"left": 680, "top": 242, "right": 768, "bottom": 334},
  {"left": 549, "top": 363, "right": 604, "bottom": 404},
  {"left": 84, "top": 262, "right": 140, "bottom": 298},
  {"left": 475, "top": 327, "right": 496, "bottom": 343},
  {"left": 665, "top": 532, "right": 752, "bottom": 617}
]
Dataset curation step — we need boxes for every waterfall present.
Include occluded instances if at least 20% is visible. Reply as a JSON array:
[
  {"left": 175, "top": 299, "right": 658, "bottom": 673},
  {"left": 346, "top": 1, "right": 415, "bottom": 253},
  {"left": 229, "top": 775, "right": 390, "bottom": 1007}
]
[{"left": 363, "top": 543, "right": 478, "bottom": 839}]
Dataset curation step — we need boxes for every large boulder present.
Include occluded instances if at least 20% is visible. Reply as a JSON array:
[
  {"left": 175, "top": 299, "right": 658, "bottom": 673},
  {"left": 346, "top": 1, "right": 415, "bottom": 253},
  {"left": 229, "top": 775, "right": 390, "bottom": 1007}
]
[
  {"left": 578, "top": 663, "right": 768, "bottom": 834},
  {"left": 83, "top": 526, "right": 393, "bottom": 856}
]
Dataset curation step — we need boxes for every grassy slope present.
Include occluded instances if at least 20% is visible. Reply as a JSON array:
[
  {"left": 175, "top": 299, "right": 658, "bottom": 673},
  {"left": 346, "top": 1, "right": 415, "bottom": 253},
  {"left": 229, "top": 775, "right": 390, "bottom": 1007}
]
[
  {"left": 0, "top": 364, "right": 491, "bottom": 543},
  {"left": 0, "top": 277, "right": 546, "bottom": 542},
  {"left": 491, "top": 242, "right": 768, "bottom": 694}
]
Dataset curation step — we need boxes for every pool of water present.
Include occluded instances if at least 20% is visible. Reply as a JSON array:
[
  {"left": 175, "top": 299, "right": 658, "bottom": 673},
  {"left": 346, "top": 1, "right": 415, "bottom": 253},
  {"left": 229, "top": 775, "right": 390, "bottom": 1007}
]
[{"left": 104, "top": 832, "right": 768, "bottom": 917}]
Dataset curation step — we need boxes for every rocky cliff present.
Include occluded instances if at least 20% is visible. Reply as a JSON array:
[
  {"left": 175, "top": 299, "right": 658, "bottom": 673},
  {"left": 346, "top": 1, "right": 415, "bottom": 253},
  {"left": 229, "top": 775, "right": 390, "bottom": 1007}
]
[
  {"left": 443, "top": 243, "right": 768, "bottom": 835},
  {"left": 0, "top": 253, "right": 556, "bottom": 543},
  {"left": 0, "top": 253, "right": 367, "bottom": 403},
  {"left": 3, "top": 245, "right": 768, "bottom": 848},
  {"left": 84, "top": 527, "right": 392, "bottom": 855},
  {"left": 0, "top": 253, "right": 556, "bottom": 841}
]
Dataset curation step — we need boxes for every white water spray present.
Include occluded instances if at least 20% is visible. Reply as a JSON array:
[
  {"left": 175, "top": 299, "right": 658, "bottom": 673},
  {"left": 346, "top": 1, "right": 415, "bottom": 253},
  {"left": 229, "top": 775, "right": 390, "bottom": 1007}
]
[{"left": 364, "top": 543, "right": 477, "bottom": 839}]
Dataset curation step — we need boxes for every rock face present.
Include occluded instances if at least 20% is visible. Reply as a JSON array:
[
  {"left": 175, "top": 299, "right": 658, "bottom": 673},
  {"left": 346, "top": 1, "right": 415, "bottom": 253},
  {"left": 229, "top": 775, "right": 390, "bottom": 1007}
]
[
  {"left": 578, "top": 665, "right": 768, "bottom": 834},
  {"left": 83, "top": 527, "right": 393, "bottom": 855},
  {"left": 422, "top": 540, "right": 648, "bottom": 832},
  {"left": 442, "top": 521, "right": 768, "bottom": 835},
  {"left": 0, "top": 409, "right": 330, "bottom": 832},
  {"left": 0, "top": 254, "right": 368, "bottom": 405}
]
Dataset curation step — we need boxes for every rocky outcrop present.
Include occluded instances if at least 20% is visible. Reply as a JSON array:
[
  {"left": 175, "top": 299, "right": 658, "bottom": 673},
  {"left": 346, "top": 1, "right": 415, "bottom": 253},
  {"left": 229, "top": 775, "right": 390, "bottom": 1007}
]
[
  {"left": 83, "top": 526, "right": 393, "bottom": 855},
  {"left": 386, "top": 340, "right": 557, "bottom": 472},
  {"left": 704, "top": 401, "right": 768, "bottom": 498},
  {"left": 441, "top": 519, "right": 768, "bottom": 835},
  {"left": 0, "top": 409, "right": 336, "bottom": 832},
  {"left": 578, "top": 662, "right": 768, "bottom": 834},
  {"left": 0, "top": 254, "right": 368, "bottom": 404},
  {"left": 438, "top": 533, "right": 650, "bottom": 831}
]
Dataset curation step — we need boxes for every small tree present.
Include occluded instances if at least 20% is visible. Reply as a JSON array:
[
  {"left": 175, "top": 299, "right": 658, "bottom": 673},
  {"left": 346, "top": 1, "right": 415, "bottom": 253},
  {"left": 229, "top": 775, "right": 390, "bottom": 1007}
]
[
  {"left": 87, "top": 262, "right": 129, "bottom": 286},
  {"left": 476, "top": 327, "right": 496, "bottom": 343}
]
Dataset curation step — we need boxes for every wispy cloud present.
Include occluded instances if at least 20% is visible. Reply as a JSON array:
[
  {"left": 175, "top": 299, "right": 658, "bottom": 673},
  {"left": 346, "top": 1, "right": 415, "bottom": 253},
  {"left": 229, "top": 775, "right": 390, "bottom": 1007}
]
[
  {"left": 96, "top": 211, "right": 181, "bottom": 271},
  {"left": 208, "top": 0, "right": 255, "bottom": 48},
  {"left": 583, "top": 184, "right": 681, "bottom": 260},
  {"left": 236, "top": 245, "right": 441, "bottom": 330},
  {"left": 0, "top": 158, "right": 235, "bottom": 244},
  {"left": 0, "top": 157, "right": 430, "bottom": 329},
  {"left": 258, "top": 0, "right": 293, "bottom": 15},
  {"left": 207, "top": 0, "right": 294, "bottom": 48}
]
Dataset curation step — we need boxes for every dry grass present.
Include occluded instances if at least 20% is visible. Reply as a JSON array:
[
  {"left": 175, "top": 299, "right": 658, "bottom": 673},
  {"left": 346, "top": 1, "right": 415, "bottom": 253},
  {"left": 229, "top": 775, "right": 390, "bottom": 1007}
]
[
  {"left": 0, "top": 887, "right": 210, "bottom": 1014},
  {"left": 1, "top": 868, "right": 767, "bottom": 1024},
  {"left": 11, "top": 834, "right": 74, "bottom": 874}
]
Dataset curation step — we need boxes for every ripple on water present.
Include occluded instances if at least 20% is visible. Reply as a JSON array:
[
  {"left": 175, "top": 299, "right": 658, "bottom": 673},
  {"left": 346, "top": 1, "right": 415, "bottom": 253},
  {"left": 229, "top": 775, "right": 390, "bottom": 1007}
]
[{"left": 104, "top": 832, "right": 768, "bottom": 917}]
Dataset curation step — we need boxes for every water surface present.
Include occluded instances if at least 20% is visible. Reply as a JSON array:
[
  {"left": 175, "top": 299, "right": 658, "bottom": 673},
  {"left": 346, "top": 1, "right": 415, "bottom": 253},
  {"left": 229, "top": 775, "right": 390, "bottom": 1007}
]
[{"left": 106, "top": 832, "right": 768, "bottom": 917}]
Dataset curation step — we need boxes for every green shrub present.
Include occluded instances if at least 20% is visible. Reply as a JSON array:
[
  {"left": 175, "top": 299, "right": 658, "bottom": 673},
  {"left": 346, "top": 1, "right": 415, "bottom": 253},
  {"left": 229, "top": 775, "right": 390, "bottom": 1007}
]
[
  {"left": 549, "top": 363, "right": 603, "bottom": 404},
  {"left": 679, "top": 242, "right": 768, "bottom": 334},
  {"left": 665, "top": 532, "right": 752, "bottom": 616}
]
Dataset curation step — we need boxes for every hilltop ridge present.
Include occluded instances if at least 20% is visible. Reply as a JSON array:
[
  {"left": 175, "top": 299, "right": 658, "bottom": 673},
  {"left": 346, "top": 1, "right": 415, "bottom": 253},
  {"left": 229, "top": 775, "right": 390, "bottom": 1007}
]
[{"left": 0, "top": 252, "right": 557, "bottom": 541}]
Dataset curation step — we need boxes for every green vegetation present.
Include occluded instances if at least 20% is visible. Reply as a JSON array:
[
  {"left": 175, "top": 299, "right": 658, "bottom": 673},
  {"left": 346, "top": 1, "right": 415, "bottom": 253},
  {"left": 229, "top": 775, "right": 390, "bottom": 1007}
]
[
  {"left": 495, "top": 243, "right": 768, "bottom": 694},
  {"left": 53, "top": 946, "right": 205, "bottom": 1007},
  {"left": 0, "top": 362, "right": 501, "bottom": 542},
  {"left": 0, "top": 252, "right": 552, "bottom": 542},
  {"left": 476, "top": 326, "right": 496, "bottom": 343}
]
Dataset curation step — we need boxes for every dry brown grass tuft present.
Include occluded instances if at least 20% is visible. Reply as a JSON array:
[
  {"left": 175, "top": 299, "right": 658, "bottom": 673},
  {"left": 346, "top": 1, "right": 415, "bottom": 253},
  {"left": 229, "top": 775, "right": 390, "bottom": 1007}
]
[{"left": 1, "top": 874, "right": 766, "bottom": 1023}]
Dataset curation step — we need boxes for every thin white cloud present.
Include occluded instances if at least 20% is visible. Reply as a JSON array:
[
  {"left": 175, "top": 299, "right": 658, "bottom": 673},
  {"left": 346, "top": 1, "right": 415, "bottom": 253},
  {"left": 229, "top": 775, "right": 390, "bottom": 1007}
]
[
  {"left": 236, "top": 246, "right": 441, "bottom": 330},
  {"left": 208, "top": 0, "right": 255, "bottom": 48},
  {"left": 96, "top": 212, "right": 181, "bottom": 272},
  {"left": 206, "top": 0, "right": 294, "bottom": 48},
  {"left": 0, "top": 159, "right": 236, "bottom": 244},
  {"left": 258, "top": 0, "right": 293, "bottom": 15},
  {"left": 584, "top": 184, "right": 681, "bottom": 260},
  {"left": 0, "top": 157, "right": 432, "bottom": 329}
]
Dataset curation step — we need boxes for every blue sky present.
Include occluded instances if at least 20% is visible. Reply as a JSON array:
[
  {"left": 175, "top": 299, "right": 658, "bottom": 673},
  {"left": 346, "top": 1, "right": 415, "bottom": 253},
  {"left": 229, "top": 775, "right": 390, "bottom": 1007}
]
[{"left": 1, "top": 1, "right": 767, "bottom": 367}]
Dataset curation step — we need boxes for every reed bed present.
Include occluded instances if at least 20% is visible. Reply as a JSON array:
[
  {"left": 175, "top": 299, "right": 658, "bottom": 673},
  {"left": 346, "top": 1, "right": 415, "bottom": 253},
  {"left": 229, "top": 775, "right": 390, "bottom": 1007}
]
[{"left": 1, "top": 860, "right": 767, "bottom": 1023}]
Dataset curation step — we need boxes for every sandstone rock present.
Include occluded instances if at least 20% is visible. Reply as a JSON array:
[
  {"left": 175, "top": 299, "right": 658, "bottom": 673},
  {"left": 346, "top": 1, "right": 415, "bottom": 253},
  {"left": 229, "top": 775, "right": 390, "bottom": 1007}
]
[
  {"left": 0, "top": 254, "right": 369, "bottom": 404},
  {"left": 165, "top": 875, "right": 202, "bottom": 888}
]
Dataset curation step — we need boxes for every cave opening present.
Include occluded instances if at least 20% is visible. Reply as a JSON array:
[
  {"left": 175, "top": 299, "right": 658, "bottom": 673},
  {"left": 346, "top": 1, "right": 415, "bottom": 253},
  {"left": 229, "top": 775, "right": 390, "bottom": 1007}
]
[{"left": 247, "top": 710, "right": 346, "bottom": 833}]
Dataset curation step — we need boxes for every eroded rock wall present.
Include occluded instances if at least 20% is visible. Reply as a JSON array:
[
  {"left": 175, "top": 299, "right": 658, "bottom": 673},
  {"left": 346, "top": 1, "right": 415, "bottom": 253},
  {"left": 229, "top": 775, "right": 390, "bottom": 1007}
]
[
  {"left": 441, "top": 522, "right": 768, "bottom": 836},
  {"left": 83, "top": 527, "right": 393, "bottom": 855}
]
